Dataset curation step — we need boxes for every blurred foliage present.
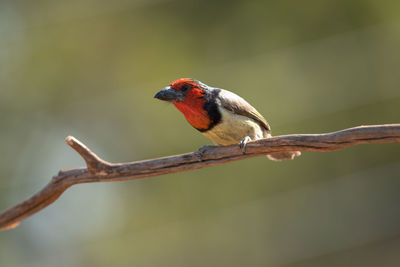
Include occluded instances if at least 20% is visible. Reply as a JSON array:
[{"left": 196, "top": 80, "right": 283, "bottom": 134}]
[{"left": 1, "top": 0, "right": 400, "bottom": 266}]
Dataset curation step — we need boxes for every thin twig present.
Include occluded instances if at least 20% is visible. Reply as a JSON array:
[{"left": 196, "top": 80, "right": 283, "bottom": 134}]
[{"left": 0, "top": 124, "right": 399, "bottom": 231}]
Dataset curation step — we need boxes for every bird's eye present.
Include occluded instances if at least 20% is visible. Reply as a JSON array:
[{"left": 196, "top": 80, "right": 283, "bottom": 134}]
[{"left": 180, "top": 84, "right": 190, "bottom": 92}]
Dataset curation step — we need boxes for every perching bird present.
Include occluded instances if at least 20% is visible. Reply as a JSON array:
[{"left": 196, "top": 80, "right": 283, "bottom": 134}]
[{"left": 154, "top": 78, "right": 300, "bottom": 161}]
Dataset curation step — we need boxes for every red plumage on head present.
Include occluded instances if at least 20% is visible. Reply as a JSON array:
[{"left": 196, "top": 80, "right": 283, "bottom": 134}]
[
  {"left": 170, "top": 78, "right": 199, "bottom": 90},
  {"left": 169, "top": 78, "right": 211, "bottom": 131}
]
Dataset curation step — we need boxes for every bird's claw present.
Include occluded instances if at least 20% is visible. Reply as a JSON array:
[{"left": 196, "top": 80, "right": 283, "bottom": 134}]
[
  {"left": 194, "top": 145, "right": 211, "bottom": 161},
  {"left": 240, "top": 136, "right": 252, "bottom": 154}
]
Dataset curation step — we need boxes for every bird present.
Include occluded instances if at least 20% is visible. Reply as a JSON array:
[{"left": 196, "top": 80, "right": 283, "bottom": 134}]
[{"left": 154, "top": 78, "right": 300, "bottom": 161}]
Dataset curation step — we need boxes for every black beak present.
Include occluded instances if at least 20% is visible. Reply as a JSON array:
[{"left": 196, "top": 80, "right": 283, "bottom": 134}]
[{"left": 154, "top": 86, "right": 184, "bottom": 102}]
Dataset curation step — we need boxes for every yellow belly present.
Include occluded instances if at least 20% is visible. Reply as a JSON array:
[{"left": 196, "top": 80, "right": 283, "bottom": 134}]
[{"left": 201, "top": 107, "right": 269, "bottom": 145}]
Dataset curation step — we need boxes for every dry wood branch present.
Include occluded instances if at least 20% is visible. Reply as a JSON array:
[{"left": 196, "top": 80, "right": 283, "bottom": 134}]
[{"left": 0, "top": 124, "right": 399, "bottom": 231}]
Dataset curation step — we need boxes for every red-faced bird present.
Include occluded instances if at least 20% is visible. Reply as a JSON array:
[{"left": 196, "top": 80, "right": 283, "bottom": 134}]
[{"left": 154, "top": 78, "right": 300, "bottom": 161}]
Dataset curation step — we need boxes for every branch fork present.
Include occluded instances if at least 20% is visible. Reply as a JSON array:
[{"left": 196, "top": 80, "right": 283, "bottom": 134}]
[{"left": 64, "top": 136, "right": 112, "bottom": 175}]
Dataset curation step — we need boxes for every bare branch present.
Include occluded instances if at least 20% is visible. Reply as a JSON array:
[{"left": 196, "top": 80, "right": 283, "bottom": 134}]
[{"left": 0, "top": 124, "right": 399, "bottom": 231}]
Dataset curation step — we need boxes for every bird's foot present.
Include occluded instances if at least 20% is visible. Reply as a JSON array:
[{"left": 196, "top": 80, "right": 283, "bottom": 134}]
[
  {"left": 194, "top": 145, "right": 212, "bottom": 161},
  {"left": 240, "top": 136, "right": 252, "bottom": 154}
]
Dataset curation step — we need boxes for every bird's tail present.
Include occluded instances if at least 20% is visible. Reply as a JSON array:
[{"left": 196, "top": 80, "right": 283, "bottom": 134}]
[
  {"left": 267, "top": 151, "right": 301, "bottom": 161},
  {"left": 265, "top": 133, "right": 301, "bottom": 161}
]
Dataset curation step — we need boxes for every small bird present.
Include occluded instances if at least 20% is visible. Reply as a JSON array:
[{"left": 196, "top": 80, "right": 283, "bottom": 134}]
[{"left": 154, "top": 78, "right": 300, "bottom": 161}]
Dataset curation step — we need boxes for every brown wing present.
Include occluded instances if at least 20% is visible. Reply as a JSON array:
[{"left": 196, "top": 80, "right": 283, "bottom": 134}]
[{"left": 216, "top": 89, "right": 271, "bottom": 132}]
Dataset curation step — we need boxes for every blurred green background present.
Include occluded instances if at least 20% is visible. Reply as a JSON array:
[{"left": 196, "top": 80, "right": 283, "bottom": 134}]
[{"left": 1, "top": 0, "right": 400, "bottom": 266}]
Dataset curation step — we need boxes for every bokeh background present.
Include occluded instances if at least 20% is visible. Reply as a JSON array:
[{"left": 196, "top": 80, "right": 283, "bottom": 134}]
[{"left": 1, "top": 0, "right": 400, "bottom": 266}]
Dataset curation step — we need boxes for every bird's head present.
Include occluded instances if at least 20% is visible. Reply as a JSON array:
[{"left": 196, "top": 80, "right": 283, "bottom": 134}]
[
  {"left": 154, "top": 78, "right": 214, "bottom": 130},
  {"left": 154, "top": 78, "right": 207, "bottom": 103}
]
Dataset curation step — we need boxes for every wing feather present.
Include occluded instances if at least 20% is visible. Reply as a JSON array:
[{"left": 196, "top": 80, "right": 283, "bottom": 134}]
[{"left": 216, "top": 89, "right": 271, "bottom": 132}]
